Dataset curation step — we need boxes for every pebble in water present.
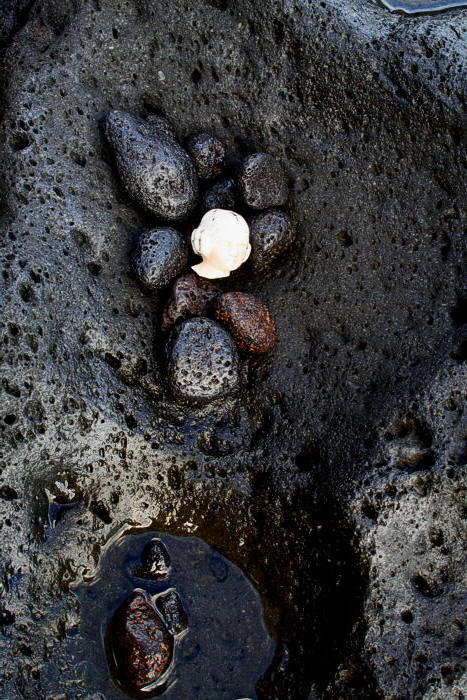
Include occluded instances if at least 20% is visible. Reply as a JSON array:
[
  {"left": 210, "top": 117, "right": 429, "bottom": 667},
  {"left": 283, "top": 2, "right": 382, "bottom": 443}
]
[
  {"left": 238, "top": 153, "right": 288, "bottom": 210},
  {"left": 249, "top": 209, "right": 295, "bottom": 273},
  {"left": 201, "top": 176, "right": 238, "bottom": 213},
  {"left": 215, "top": 292, "right": 277, "bottom": 354},
  {"left": 191, "top": 209, "right": 251, "bottom": 279},
  {"left": 104, "top": 110, "right": 198, "bottom": 221},
  {"left": 137, "top": 538, "right": 171, "bottom": 580},
  {"left": 107, "top": 590, "right": 173, "bottom": 691},
  {"left": 161, "top": 273, "right": 221, "bottom": 332},
  {"left": 167, "top": 317, "right": 240, "bottom": 402},
  {"left": 155, "top": 589, "right": 188, "bottom": 636},
  {"left": 133, "top": 228, "right": 188, "bottom": 291},
  {"left": 186, "top": 132, "right": 226, "bottom": 180}
]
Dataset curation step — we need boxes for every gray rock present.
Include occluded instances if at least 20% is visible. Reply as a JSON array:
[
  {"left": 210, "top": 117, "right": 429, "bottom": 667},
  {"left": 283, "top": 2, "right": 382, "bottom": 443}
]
[
  {"left": 167, "top": 318, "right": 240, "bottom": 402},
  {"left": 104, "top": 110, "right": 198, "bottom": 221},
  {"left": 186, "top": 132, "right": 225, "bottom": 180},
  {"left": 201, "top": 176, "right": 238, "bottom": 212},
  {"left": 238, "top": 153, "right": 288, "bottom": 209},
  {"left": 133, "top": 227, "right": 188, "bottom": 290},
  {"left": 249, "top": 209, "right": 295, "bottom": 273}
]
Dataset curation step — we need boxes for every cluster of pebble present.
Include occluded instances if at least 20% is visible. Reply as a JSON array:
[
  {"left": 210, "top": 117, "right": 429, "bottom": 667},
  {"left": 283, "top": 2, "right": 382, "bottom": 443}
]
[
  {"left": 103, "top": 110, "right": 295, "bottom": 402},
  {"left": 107, "top": 538, "right": 188, "bottom": 692}
]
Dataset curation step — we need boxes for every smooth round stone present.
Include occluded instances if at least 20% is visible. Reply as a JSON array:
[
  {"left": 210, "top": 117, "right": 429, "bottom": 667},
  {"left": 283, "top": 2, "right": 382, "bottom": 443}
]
[
  {"left": 186, "top": 132, "right": 225, "bottom": 180},
  {"left": 238, "top": 153, "right": 288, "bottom": 210},
  {"left": 108, "top": 590, "right": 173, "bottom": 691},
  {"left": 201, "top": 176, "right": 238, "bottom": 213},
  {"left": 215, "top": 292, "right": 276, "bottom": 355},
  {"left": 161, "top": 273, "right": 221, "bottom": 331},
  {"left": 249, "top": 208, "right": 295, "bottom": 273},
  {"left": 167, "top": 318, "right": 240, "bottom": 402},
  {"left": 104, "top": 110, "right": 198, "bottom": 221},
  {"left": 133, "top": 228, "right": 188, "bottom": 291}
]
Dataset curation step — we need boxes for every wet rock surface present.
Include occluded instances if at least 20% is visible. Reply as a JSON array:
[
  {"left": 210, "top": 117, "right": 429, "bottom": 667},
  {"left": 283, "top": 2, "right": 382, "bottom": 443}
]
[
  {"left": 104, "top": 110, "right": 198, "bottom": 221},
  {"left": 0, "top": 0, "right": 466, "bottom": 698},
  {"left": 156, "top": 589, "right": 188, "bottom": 637},
  {"left": 215, "top": 292, "right": 277, "bottom": 354},
  {"left": 167, "top": 318, "right": 240, "bottom": 402},
  {"left": 108, "top": 590, "right": 173, "bottom": 691},
  {"left": 132, "top": 227, "right": 188, "bottom": 291},
  {"left": 161, "top": 273, "right": 221, "bottom": 331},
  {"left": 201, "top": 176, "right": 238, "bottom": 213},
  {"left": 137, "top": 538, "right": 171, "bottom": 580}
]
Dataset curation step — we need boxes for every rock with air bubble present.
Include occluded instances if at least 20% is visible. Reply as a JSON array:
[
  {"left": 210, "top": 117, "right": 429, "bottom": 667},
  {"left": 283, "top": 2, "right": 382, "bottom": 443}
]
[{"left": 133, "top": 227, "right": 188, "bottom": 291}]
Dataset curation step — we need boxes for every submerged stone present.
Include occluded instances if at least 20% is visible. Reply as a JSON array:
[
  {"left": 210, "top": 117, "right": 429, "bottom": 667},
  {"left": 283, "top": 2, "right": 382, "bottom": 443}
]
[
  {"left": 138, "top": 538, "right": 171, "bottom": 580},
  {"left": 108, "top": 590, "right": 173, "bottom": 691},
  {"left": 104, "top": 110, "right": 198, "bottom": 221}
]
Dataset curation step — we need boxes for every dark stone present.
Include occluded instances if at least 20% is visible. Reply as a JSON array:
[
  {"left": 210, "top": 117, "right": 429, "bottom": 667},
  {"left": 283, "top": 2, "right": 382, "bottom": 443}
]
[
  {"left": 167, "top": 318, "right": 240, "bottom": 402},
  {"left": 186, "top": 132, "right": 225, "bottom": 180},
  {"left": 161, "top": 273, "right": 221, "bottom": 331},
  {"left": 104, "top": 110, "right": 198, "bottom": 221},
  {"left": 249, "top": 208, "right": 295, "bottom": 273},
  {"left": 145, "top": 113, "right": 177, "bottom": 139},
  {"left": 201, "top": 176, "right": 238, "bottom": 212},
  {"left": 155, "top": 589, "right": 188, "bottom": 636},
  {"left": 139, "top": 538, "right": 171, "bottom": 580},
  {"left": 108, "top": 591, "right": 173, "bottom": 691},
  {"left": 133, "top": 228, "right": 188, "bottom": 291},
  {"left": 215, "top": 292, "right": 276, "bottom": 354},
  {"left": 238, "top": 153, "right": 288, "bottom": 209}
]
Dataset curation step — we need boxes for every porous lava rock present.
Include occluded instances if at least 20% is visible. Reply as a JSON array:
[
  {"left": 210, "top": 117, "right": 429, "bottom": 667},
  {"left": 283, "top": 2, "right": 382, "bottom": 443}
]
[
  {"left": 104, "top": 110, "right": 198, "bottom": 221},
  {"left": 108, "top": 591, "right": 173, "bottom": 691},
  {"left": 133, "top": 228, "right": 188, "bottom": 291},
  {"left": 201, "top": 176, "right": 238, "bottom": 213},
  {"left": 249, "top": 209, "right": 295, "bottom": 273},
  {"left": 156, "top": 589, "right": 188, "bottom": 636},
  {"left": 161, "top": 273, "right": 221, "bottom": 331},
  {"left": 238, "top": 153, "right": 288, "bottom": 210},
  {"left": 186, "top": 132, "right": 225, "bottom": 180},
  {"left": 215, "top": 292, "right": 276, "bottom": 354},
  {"left": 167, "top": 318, "right": 240, "bottom": 402}
]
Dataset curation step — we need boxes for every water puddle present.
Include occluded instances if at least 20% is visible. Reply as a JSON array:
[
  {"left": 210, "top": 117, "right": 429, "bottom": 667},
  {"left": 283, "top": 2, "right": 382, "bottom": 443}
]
[
  {"left": 73, "top": 530, "right": 274, "bottom": 699},
  {"left": 375, "top": 0, "right": 467, "bottom": 14}
]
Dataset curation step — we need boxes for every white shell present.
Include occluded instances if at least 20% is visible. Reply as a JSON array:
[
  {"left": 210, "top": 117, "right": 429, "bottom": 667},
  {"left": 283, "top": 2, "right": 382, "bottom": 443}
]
[{"left": 191, "top": 209, "right": 251, "bottom": 279}]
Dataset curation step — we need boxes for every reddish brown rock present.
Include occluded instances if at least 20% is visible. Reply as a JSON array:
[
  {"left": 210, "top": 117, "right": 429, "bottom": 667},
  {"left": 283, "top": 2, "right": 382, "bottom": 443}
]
[
  {"left": 108, "top": 590, "right": 173, "bottom": 691},
  {"left": 161, "top": 273, "right": 221, "bottom": 331},
  {"left": 214, "top": 292, "right": 276, "bottom": 354}
]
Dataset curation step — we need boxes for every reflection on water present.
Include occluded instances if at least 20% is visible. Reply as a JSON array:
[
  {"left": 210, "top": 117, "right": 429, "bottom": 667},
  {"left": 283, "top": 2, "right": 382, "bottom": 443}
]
[
  {"left": 376, "top": 0, "right": 467, "bottom": 13},
  {"left": 74, "top": 530, "right": 274, "bottom": 699}
]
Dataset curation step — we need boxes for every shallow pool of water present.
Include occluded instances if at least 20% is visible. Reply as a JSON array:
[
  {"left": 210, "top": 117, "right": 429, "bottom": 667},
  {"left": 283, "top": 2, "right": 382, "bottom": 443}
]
[
  {"left": 74, "top": 530, "right": 274, "bottom": 699},
  {"left": 376, "top": 0, "right": 467, "bottom": 13}
]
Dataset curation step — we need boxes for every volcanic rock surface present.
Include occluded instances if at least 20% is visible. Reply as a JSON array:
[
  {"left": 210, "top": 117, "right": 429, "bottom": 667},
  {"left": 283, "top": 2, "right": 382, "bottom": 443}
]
[{"left": 0, "top": 0, "right": 466, "bottom": 698}]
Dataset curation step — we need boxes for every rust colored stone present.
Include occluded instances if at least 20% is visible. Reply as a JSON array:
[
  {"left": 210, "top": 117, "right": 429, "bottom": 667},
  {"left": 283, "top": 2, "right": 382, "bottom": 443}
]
[
  {"left": 108, "top": 590, "right": 173, "bottom": 691},
  {"left": 161, "top": 273, "right": 221, "bottom": 331},
  {"left": 214, "top": 292, "right": 276, "bottom": 354}
]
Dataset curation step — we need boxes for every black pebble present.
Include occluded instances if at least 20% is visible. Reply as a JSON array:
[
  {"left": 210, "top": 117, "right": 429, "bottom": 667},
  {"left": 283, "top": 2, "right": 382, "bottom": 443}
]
[
  {"left": 167, "top": 318, "right": 240, "bottom": 402},
  {"left": 156, "top": 589, "right": 188, "bottom": 636},
  {"left": 186, "top": 132, "right": 225, "bottom": 180},
  {"left": 133, "top": 228, "right": 188, "bottom": 291},
  {"left": 238, "top": 152, "right": 288, "bottom": 209},
  {"left": 139, "top": 538, "right": 171, "bottom": 580},
  {"left": 104, "top": 110, "right": 198, "bottom": 221},
  {"left": 201, "top": 176, "right": 238, "bottom": 212},
  {"left": 249, "top": 208, "right": 295, "bottom": 273}
]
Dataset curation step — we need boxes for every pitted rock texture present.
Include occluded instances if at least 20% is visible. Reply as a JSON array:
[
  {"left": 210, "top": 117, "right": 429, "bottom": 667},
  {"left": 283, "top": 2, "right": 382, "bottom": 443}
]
[
  {"left": 201, "top": 176, "right": 238, "bottom": 213},
  {"left": 249, "top": 209, "right": 296, "bottom": 274},
  {"left": 215, "top": 292, "right": 277, "bottom": 354},
  {"left": 238, "top": 153, "right": 288, "bottom": 210},
  {"left": 155, "top": 589, "right": 188, "bottom": 636},
  {"left": 137, "top": 538, "right": 171, "bottom": 580},
  {"left": 161, "top": 273, "right": 221, "bottom": 331},
  {"left": 186, "top": 132, "right": 226, "bottom": 180},
  {"left": 108, "top": 590, "right": 173, "bottom": 690},
  {"left": 133, "top": 227, "right": 188, "bottom": 291},
  {"left": 167, "top": 318, "right": 240, "bottom": 402},
  {"left": 0, "top": 0, "right": 466, "bottom": 698},
  {"left": 104, "top": 110, "right": 198, "bottom": 221}
]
